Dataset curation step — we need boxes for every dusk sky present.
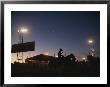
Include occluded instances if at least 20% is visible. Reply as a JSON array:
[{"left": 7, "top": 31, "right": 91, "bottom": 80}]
[{"left": 11, "top": 11, "right": 100, "bottom": 62}]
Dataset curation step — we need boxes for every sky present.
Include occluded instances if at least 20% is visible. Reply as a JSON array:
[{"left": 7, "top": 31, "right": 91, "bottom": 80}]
[{"left": 11, "top": 11, "right": 100, "bottom": 62}]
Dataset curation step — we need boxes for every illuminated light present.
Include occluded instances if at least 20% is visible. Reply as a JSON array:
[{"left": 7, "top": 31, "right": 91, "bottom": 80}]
[
  {"left": 70, "top": 58, "right": 73, "bottom": 61},
  {"left": 55, "top": 55, "right": 58, "bottom": 58},
  {"left": 82, "top": 57, "right": 86, "bottom": 60},
  {"left": 18, "top": 28, "right": 28, "bottom": 33},
  {"left": 92, "top": 53, "right": 94, "bottom": 56},
  {"left": 20, "top": 28, "right": 28, "bottom": 33},
  {"left": 45, "top": 53, "right": 49, "bottom": 55},
  {"left": 88, "top": 39, "right": 93, "bottom": 44},
  {"left": 17, "top": 30, "right": 20, "bottom": 32}
]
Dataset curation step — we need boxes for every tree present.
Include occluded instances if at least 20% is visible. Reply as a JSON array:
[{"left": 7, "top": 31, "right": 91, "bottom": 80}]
[{"left": 58, "top": 48, "right": 64, "bottom": 58}]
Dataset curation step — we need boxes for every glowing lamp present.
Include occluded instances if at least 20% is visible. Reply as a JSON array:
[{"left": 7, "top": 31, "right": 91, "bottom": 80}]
[{"left": 88, "top": 39, "right": 93, "bottom": 44}]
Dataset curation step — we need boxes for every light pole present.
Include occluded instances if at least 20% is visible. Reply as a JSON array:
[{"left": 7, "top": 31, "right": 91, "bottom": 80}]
[
  {"left": 88, "top": 39, "right": 95, "bottom": 56},
  {"left": 18, "top": 28, "right": 28, "bottom": 63}
]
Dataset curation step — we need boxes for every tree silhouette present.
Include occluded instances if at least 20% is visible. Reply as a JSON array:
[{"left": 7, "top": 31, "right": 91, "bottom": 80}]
[
  {"left": 12, "top": 49, "right": 100, "bottom": 77},
  {"left": 58, "top": 48, "right": 64, "bottom": 58}
]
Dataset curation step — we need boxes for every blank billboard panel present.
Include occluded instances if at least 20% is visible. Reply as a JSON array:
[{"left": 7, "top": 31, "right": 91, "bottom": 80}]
[{"left": 11, "top": 41, "right": 35, "bottom": 53}]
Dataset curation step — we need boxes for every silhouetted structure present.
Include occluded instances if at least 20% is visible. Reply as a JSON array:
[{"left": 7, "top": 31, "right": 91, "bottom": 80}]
[
  {"left": 58, "top": 48, "right": 64, "bottom": 58},
  {"left": 11, "top": 49, "right": 100, "bottom": 77}
]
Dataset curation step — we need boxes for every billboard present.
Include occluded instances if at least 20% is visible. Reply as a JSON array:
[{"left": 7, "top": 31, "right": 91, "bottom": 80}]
[{"left": 11, "top": 41, "right": 35, "bottom": 53}]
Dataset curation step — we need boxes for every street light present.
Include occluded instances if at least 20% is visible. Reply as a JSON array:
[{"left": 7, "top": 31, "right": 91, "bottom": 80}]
[
  {"left": 88, "top": 39, "right": 93, "bottom": 44},
  {"left": 87, "top": 39, "right": 95, "bottom": 56},
  {"left": 18, "top": 28, "right": 28, "bottom": 42},
  {"left": 18, "top": 28, "right": 28, "bottom": 33},
  {"left": 17, "top": 28, "right": 28, "bottom": 63}
]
